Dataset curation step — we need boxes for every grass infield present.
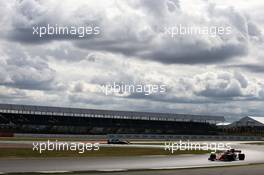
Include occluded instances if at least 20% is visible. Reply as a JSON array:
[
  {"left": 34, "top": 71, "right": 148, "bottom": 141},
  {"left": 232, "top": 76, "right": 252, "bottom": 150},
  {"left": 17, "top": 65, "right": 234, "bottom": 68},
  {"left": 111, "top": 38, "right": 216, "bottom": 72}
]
[{"left": 0, "top": 147, "right": 209, "bottom": 158}]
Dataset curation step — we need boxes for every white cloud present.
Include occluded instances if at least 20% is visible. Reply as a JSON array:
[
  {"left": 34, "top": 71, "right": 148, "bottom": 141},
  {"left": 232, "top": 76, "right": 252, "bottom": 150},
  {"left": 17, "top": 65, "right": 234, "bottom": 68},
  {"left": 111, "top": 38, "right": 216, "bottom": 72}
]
[{"left": 0, "top": 0, "right": 264, "bottom": 120}]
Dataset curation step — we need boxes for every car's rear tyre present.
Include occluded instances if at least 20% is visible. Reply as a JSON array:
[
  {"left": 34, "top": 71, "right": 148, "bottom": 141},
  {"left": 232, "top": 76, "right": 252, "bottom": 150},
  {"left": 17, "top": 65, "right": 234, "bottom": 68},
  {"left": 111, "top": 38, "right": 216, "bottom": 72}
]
[{"left": 238, "top": 153, "right": 245, "bottom": 160}]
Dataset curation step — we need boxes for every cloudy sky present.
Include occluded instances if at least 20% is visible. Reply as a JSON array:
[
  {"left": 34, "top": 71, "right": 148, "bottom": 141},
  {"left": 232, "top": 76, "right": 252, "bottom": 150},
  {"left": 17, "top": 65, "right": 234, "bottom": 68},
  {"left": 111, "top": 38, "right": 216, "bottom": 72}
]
[{"left": 0, "top": 0, "right": 264, "bottom": 121}]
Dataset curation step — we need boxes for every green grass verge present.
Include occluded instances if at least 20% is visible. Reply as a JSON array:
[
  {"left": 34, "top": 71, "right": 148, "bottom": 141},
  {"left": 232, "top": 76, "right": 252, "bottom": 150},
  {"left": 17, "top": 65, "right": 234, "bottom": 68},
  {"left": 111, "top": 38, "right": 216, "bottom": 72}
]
[{"left": 0, "top": 147, "right": 209, "bottom": 158}]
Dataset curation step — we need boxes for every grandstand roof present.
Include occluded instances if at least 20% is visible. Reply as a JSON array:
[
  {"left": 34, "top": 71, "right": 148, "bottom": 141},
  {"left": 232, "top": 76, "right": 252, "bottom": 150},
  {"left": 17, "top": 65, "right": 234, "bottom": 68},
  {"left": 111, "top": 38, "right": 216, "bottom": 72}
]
[
  {"left": 229, "top": 116, "right": 264, "bottom": 127},
  {"left": 0, "top": 103, "right": 225, "bottom": 123},
  {"left": 216, "top": 122, "right": 231, "bottom": 126},
  {"left": 248, "top": 116, "right": 264, "bottom": 125}
]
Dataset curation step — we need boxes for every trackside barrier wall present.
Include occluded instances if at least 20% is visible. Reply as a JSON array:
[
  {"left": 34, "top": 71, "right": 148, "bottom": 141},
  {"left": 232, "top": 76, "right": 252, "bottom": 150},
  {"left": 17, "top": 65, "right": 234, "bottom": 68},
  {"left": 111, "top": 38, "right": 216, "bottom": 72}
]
[
  {"left": 107, "top": 134, "right": 263, "bottom": 141},
  {"left": 14, "top": 133, "right": 107, "bottom": 139}
]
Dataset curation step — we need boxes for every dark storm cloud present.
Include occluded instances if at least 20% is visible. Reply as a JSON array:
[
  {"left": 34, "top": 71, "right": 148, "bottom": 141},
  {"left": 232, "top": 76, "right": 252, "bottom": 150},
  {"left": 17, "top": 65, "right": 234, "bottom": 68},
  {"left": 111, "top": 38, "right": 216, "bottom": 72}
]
[
  {"left": 68, "top": 94, "right": 106, "bottom": 106},
  {"left": 133, "top": 0, "right": 180, "bottom": 16},
  {"left": 0, "top": 89, "right": 26, "bottom": 100},
  {"left": 73, "top": 0, "right": 250, "bottom": 65},
  {"left": 129, "top": 0, "right": 180, "bottom": 16},
  {"left": 145, "top": 42, "right": 248, "bottom": 64},
  {"left": 0, "top": 46, "right": 61, "bottom": 91},
  {"left": 44, "top": 46, "right": 89, "bottom": 62},
  {"left": 4, "top": 0, "right": 101, "bottom": 44},
  {"left": 224, "top": 64, "right": 264, "bottom": 73},
  {"left": 167, "top": 0, "right": 180, "bottom": 11},
  {"left": 75, "top": 39, "right": 151, "bottom": 57},
  {"left": 3, "top": 0, "right": 251, "bottom": 65},
  {"left": 1, "top": 0, "right": 264, "bottom": 120},
  {"left": 127, "top": 92, "right": 221, "bottom": 104},
  {"left": 247, "top": 22, "right": 262, "bottom": 37},
  {"left": 194, "top": 72, "right": 247, "bottom": 99},
  {"left": 75, "top": 34, "right": 248, "bottom": 65},
  {"left": 7, "top": 25, "right": 101, "bottom": 44},
  {"left": 140, "top": 0, "right": 167, "bottom": 16},
  {"left": 121, "top": 71, "right": 262, "bottom": 104},
  {"left": 196, "top": 85, "right": 242, "bottom": 99}
]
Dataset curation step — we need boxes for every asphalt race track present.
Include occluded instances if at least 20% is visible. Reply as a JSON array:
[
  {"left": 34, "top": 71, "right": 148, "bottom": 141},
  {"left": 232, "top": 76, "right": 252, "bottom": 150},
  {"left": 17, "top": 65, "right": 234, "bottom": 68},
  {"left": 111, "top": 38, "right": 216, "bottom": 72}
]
[
  {"left": 75, "top": 164, "right": 264, "bottom": 175},
  {"left": 0, "top": 142, "right": 264, "bottom": 173}
]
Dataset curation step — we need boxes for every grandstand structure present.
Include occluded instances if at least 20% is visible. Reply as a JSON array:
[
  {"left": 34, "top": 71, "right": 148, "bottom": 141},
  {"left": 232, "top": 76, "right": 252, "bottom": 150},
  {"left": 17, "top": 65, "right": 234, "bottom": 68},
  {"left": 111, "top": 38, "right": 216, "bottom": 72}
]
[
  {"left": 223, "top": 116, "right": 264, "bottom": 136},
  {"left": 0, "top": 103, "right": 225, "bottom": 135}
]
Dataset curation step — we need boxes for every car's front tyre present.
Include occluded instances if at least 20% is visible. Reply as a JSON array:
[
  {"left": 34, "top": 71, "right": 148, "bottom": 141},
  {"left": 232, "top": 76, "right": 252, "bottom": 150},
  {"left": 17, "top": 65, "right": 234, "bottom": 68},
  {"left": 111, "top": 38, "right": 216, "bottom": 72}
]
[{"left": 209, "top": 153, "right": 216, "bottom": 161}]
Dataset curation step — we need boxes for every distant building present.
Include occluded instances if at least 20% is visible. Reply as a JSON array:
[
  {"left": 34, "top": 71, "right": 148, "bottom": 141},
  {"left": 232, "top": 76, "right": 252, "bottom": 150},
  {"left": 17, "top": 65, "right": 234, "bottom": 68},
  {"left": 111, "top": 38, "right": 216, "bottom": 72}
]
[
  {"left": 223, "top": 116, "right": 264, "bottom": 137},
  {"left": 230, "top": 116, "right": 264, "bottom": 127}
]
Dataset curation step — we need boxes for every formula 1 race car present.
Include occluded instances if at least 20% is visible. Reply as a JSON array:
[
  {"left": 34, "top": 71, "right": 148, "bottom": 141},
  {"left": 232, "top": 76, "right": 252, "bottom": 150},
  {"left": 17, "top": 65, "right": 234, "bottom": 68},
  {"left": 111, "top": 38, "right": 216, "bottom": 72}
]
[{"left": 208, "top": 149, "right": 245, "bottom": 161}]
